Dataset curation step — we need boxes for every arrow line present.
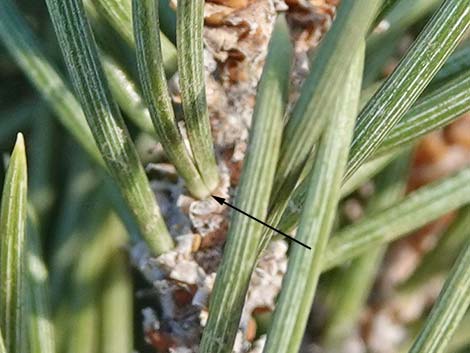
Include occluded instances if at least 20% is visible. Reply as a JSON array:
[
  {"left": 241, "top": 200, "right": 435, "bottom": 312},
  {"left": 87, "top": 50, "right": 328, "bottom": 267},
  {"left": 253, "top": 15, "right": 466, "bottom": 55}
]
[{"left": 212, "top": 195, "right": 311, "bottom": 250}]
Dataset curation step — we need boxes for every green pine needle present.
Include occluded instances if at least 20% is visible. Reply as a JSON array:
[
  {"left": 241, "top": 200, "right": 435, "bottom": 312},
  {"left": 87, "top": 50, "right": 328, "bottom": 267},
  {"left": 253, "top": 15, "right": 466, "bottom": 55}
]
[
  {"left": 176, "top": 0, "right": 219, "bottom": 191},
  {"left": 133, "top": 0, "right": 210, "bottom": 199},
  {"left": 347, "top": 0, "right": 470, "bottom": 179},
  {"left": 199, "top": 17, "right": 293, "bottom": 353},
  {"left": 45, "top": 0, "right": 174, "bottom": 255},
  {"left": 263, "top": 39, "right": 365, "bottom": 353},
  {"left": 0, "top": 133, "right": 28, "bottom": 353},
  {"left": 324, "top": 166, "right": 470, "bottom": 271},
  {"left": 407, "top": 239, "right": 470, "bottom": 353}
]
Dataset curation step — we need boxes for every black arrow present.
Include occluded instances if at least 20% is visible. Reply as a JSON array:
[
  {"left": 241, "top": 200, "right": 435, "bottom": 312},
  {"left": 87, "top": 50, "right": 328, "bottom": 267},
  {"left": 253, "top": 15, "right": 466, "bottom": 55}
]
[{"left": 212, "top": 195, "right": 311, "bottom": 250}]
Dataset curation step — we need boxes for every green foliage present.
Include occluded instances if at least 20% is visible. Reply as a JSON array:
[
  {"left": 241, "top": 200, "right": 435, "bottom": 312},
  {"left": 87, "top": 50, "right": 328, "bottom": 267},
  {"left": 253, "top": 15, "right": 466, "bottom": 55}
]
[
  {"left": 0, "top": 334, "right": 5, "bottom": 353},
  {"left": 1, "top": 0, "right": 470, "bottom": 352},
  {"left": 199, "top": 17, "right": 293, "bottom": 352},
  {"left": 428, "top": 42, "right": 470, "bottom": 89},
  {"left": 133, "top": 0, "right": 209, "bottom": 198},
  {"left": 375, "top": 69, "right": 470, "bottom": 155},
  {"left": 100, "top": 252, "right": 133, "bottom": 353},
  {"left": 92, "top": 0, "right": 177, "bottom": 75},
  {"left": 407, "top": 240, "right": 470, "bottom": 353},
  {"left": 324, "top": 166, "right": 470, "bottom": 271},
  {"left": 347, "top": 0, "right": 470, "bottom": 179},
  {"left": 270, "top": 0, "right": 381, "bottom": 214},
  {"left": 0, "top": 134, "right": 28, "bottom": 353},
  {"left": 402, "top": 205, "right": 470, "bottom": 291},
  {"left": 0, "top": 0, "right": 102, "bottom": 165},
  {"left": 44, "top": 0, "right": 173, "bottom": 255},
  {"left": 26, "top": 210, "right": 55, "bottom": 353},
  {"left": 277, "top": 60, "right": 470, "bottom": 234},
  {"left": 263, "top": 39, "right": 365, "bottom": 353},
  {"left": 323, "top": 153, "right": 410, "bottom": 349},
  {"left": 65, "top": 203, "right": 128, "bottom": 353},
  {"left": 100, "top": 52, "right": 155, "bottom": 135},
  {"left": 176, "top": 0, "right": 219, "bottom": 191}
]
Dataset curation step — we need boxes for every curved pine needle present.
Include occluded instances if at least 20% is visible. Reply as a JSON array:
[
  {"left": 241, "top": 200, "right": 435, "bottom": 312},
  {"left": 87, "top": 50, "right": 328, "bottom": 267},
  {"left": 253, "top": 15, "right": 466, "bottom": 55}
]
[
  {"left": 133, "top": 0, "right": 209, "bottom": 199},
  {"left": 366, "top": 41, "right": 470, "bottom": 98},
  {"left": 0, "top": 134, "right": 28, "bottom": 353},
  {"left": 198, "top": 17, "right": 292, "bottom": 353},
  {"left": 176, "top": 0, "right": 219, "bottom": 191},
  {"left": 366, "top": 0, "right": 449, "bottom": 84},
  {"left": 347, "top": 0, "right": 470, "bottom": 179},
  {"left": 45, "top": 0, "right": 174, "bottom": 255}
]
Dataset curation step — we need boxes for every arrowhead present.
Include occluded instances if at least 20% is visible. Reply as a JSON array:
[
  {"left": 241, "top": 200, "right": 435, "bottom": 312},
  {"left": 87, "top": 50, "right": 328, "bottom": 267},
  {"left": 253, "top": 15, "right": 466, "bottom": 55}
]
[{"left": 211, "top": 195, "right": 225, "bottom": 205}]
